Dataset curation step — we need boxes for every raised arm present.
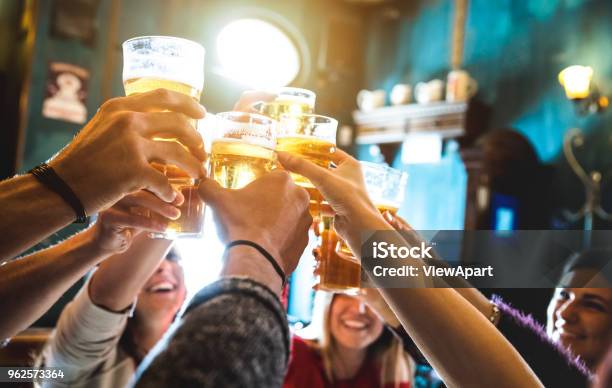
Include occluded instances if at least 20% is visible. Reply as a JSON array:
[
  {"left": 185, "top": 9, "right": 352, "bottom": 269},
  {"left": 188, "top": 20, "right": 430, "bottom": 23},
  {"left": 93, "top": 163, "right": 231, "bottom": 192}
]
[
  {"left": 0, "top": 88, "right": 205, "bottom": 261},
  {"left": 0, "top": 191, "right": 180, "bottom": 340},
  {"left": 88, "top": 193, "right": 181, "bottom": 312},
  {"left": 278, "top": 151, "right": 543, "bottom": 388}
]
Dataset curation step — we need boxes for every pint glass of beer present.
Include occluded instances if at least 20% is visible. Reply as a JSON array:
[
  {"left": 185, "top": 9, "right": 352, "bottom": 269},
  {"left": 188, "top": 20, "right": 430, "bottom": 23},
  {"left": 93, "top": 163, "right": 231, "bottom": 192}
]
[
  {"left": 316, "top": 216, "right": 362, "bottom": 295},
  {"left": 276, "top": 114, "right": 337, "bottom": 216},
  {"left": 253, "top": 87, "right": 316, "bottom": 120},
  {"left": 122, "top": 36, "right": 206, "bottom": 239},
  {"left": 316, "top": 162, "right": 408, "bottom": 293},
  {"left": 210, "top": 112, "right": 277, "bottom": 189}
]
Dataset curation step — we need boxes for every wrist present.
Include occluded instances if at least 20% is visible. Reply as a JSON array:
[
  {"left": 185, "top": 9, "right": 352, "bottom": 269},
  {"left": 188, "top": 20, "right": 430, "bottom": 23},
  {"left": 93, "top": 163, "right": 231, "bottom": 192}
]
[
  {"left": 225, "top": 230, "right": 282, "bottom": 270},
  {"left": 24, "top": 173, "right": 75, "bottom": 221},
  {"left": 221, "top": 245, "right": 283, "bottom": 296},
  {"left": 48, "top": 157, "right": 99, "bottom": 215},
  {"left": 77, "top": 225, "right": 116, "bottom": 259},
  {"left": 62, "top": 226, "right": 114, "bottom": 266}
]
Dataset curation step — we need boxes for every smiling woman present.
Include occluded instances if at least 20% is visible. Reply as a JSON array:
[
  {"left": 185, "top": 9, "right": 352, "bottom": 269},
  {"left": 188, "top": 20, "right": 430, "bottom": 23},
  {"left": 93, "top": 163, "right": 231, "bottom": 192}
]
[
  {"left": 38, "top": 237, "right": 188, "bottom": 388},
  {"left": 546, "top": 249, "right": 612, "bottom": 370},
  {"left": 216, "top": 18, "right": 302, "bottom": 88},
  {"left": 284, "top": 292, "right": 415, "bottom": 388}
]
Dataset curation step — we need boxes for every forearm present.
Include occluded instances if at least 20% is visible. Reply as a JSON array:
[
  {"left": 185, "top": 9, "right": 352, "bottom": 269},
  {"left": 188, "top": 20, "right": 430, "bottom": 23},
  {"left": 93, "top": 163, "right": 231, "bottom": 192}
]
[
  {"left": 0, "top": 228, "right": 109, "bottom": 339},
  {"left": 0, "top": 174, "right": 75, "bottom": 260},
  {"left": 42, "top": 280, "right": 129, "bottom": 382},
  {"left": 134, "top": 277, "right": 289, "bottom": 387},
  {"left": 89, "top": 234, "right": 173, "bottom": 311},
  {"left": 381, "top": 287, "right": 542, "bottom": 387}
]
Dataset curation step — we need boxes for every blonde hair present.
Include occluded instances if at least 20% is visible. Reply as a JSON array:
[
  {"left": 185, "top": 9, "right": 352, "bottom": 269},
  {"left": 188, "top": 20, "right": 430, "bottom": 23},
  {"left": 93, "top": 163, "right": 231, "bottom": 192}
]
[{"left": 297, "top": 292, "right": 414, "bottom": 387}]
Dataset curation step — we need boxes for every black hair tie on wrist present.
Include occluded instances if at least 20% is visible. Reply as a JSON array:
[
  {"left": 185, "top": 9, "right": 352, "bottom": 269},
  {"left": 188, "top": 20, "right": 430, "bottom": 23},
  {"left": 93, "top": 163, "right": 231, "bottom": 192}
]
[
  {"left": 29, "top": 163, "right": 88, "bottom": 224},
  {"left": 226, "top": 240, "right": 286, "bottom": 287}
]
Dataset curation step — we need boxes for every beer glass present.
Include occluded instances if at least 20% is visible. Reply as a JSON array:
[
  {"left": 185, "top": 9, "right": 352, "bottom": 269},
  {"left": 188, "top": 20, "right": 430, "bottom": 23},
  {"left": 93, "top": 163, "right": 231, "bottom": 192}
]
[
  {"left": 316, "top": 216, "right": 362, "bottom": 295},
  {"left": 122, "top": 36, "right": 205, "bottom": 238},
  {"left": 316, "top": 162, "right": 408, "bottom": 293},
  {"left": 361, "top": 161, "right": 408, "bottom": 216},
  {"left": 210, "top": 112, "right": 277, "bottom": 190},
  {"left": 276, "top": 113, "right": 337, "bottom": 216},
  {"left": 252, "top": 87, "right": 316, "bottom": 120}
]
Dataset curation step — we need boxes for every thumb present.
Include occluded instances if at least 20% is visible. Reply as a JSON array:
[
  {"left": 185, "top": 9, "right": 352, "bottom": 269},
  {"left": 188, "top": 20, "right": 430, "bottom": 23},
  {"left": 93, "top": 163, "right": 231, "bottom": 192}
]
[{"left": 198, "top": 177, "right": 225, "bottom": 206}]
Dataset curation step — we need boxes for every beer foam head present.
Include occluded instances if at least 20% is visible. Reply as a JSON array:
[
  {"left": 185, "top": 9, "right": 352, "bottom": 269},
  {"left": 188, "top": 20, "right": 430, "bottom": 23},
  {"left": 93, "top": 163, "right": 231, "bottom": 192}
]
[
  {"left": 214, "top": 111, "right": 276, "bottom": 149},
  {"left": 122, "top": 36, "right": 205, "bottom": 91},
  {"left": 278, "top": 114, "right": 337, "bottom": 144},
  {"left": 274, "top": 87, "right": 316, "bottom": 107}
]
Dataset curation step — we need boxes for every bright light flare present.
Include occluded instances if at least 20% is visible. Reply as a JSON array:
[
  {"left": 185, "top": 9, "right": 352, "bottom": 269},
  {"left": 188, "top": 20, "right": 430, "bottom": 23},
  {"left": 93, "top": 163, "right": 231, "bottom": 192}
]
[{"left": 217, "top": 18, "right": 301, "bottom": 88}]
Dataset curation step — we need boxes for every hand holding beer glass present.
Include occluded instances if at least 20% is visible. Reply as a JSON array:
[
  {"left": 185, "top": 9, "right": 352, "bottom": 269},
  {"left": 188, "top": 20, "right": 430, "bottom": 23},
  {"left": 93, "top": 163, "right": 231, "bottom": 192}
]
[
  {"left": 316, "top": 162, "right": 407, "bottom": 293},
  {"left": 276, "top": 114, "right": 337, "bottom": 216},
  {"left": 122, "top": 36, "right": 206, "bottom": 238}
]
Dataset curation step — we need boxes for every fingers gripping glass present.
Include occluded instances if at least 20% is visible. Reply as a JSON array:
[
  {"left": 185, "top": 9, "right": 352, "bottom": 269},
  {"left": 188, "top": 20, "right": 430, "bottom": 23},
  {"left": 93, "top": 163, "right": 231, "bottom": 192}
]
[{"left": 122, "top": 36, "right": 206, "bottom": 239}]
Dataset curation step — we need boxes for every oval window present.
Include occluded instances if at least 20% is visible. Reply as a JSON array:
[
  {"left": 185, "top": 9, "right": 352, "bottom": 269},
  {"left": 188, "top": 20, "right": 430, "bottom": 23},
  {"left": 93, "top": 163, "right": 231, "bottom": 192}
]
[{"left": 216, "top": 18, "right": 301, "bottom": 88}]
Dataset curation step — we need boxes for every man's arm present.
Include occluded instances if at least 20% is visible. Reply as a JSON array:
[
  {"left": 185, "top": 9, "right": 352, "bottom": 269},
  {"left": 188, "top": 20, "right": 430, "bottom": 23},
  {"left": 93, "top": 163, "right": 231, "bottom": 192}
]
[
  {"left": 0, "top": 88, "right": 205, "bottom": 261},
  {"left": 0, "top": 174, "right": 76, "bottom": 260},
  {"left": 0, "top": 227, "right": 109, "bottom": 339}
]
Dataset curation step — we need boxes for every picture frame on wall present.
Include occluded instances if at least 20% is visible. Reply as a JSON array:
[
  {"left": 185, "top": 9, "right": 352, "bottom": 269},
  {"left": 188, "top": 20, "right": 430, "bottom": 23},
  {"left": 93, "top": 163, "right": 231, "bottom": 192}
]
[{"left": 50, "top": 0, "right": 101, "bottom": 47}]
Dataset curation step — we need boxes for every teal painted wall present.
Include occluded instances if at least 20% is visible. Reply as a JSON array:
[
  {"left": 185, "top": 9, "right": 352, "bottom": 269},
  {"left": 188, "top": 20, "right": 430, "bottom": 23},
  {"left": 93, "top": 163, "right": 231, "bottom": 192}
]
[
  {"left": 360, "top": 0, "right": 612, "bottom": 230},
  {"left": 21, "top": 0, "right": 114, "bottom": 172}
]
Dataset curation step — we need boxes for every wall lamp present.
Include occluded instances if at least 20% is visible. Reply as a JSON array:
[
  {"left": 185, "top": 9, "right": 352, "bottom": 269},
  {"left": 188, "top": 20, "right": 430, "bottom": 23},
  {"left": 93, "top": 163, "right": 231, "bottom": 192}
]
[{"left": 558, "top": 65, "right": 608, "bottom": 115}]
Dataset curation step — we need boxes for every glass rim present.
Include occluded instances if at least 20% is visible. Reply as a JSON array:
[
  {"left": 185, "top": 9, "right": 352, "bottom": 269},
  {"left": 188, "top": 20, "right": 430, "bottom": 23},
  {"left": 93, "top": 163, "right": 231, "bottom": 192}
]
[
  {"left": 278, "top": 113, "right": 338, "bottom": 126},
  {"left": 215, "top": 111, "right": 278, "bottom": 125},
  {"left": 272, "top": 86, "right": 316, "bottom": 105},
  {"left": 359, "top": 161, "right": 405, "bottom": 176},
  {"left": 122, "top": 35, "right": 206, "bottom": 55},
  {"left": 276, "top": 86, "right": 315, "bottom": 97}
]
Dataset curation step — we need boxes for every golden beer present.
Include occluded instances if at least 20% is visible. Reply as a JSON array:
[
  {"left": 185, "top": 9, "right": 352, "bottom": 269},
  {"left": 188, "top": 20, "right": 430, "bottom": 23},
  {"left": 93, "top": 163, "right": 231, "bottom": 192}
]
[
  {"left": 257, "top": 99, "right": 313, "bottom": 121},
  {"left": 316, "top": 162, "right": 407, "bottom": 293},
  {"left": 123, "top": 77, "right": 204, "bottom": 238},
  {"left": 276, "top": 135, "right": 335, "bottom": 185},
  {"left": 253, "top": 87, "right": 315, "bottom": 120},
  {"left": 276, "top": 135, "right": 335, "bottom": 216},
  {"left": 131, "top": 165, "right": 205, "bottom": 237},
  {"left": 316, "top": 216, "right": 361, "bottom": 294},
  {"left": 376, "top": 203, "right": 399, "bottom": 216},
  {"left": 210, "top": 139, "right": 276, "bottom": 190},
  {"left": 124, "top": 77, "right": 201, "bottom": 99},
  {"left": 122, "top": 35, "right": 205, "bottom": 238}
]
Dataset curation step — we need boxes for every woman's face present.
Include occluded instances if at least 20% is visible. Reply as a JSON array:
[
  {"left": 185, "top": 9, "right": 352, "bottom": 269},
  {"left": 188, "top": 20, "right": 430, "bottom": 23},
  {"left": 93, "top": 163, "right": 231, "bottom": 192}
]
[
  {"left": 547, "top": 283, "right": 612, "bottom": 368},
  {"left": 329, "top": 294, "right": 385, "bottom": 351},
  {"left": 136, "top": 258, "right": 186, "bottom": 323}
]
